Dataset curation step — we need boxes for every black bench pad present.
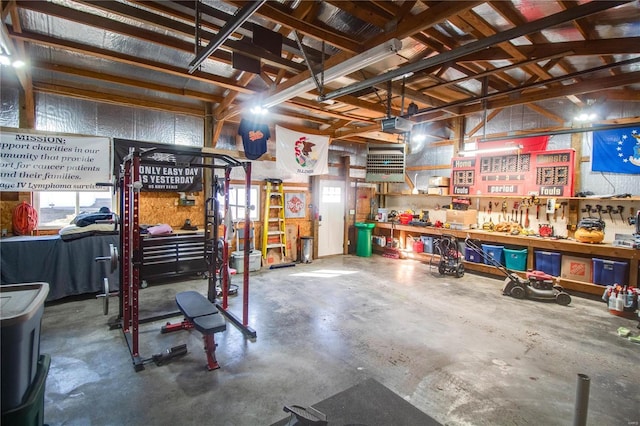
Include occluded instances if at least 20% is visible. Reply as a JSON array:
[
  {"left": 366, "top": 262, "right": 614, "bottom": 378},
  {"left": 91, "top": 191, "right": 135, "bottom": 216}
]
[
  {"left": 176, "top": 291, "right": 218, "bottom": 318},
  {"left": 193, "top": 314, "right": 226, "bottom": 335}
]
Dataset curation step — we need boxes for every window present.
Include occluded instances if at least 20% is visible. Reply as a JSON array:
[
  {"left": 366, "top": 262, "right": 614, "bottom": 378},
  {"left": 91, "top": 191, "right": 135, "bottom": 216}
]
[
  {"left": 34, "top": 191, "right": 113, "bottom": 229},
  {"left": 217, "top": 184, "right": 260, "bottom": 221},
  {"left": 321, "top": 186, "right": 341, "bottom": 203}
]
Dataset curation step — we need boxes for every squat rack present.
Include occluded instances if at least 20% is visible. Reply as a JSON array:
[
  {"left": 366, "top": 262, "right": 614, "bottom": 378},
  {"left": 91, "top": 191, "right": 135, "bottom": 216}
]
[{"left": 117, "top": 146, "right": 256, "bottom": 371}]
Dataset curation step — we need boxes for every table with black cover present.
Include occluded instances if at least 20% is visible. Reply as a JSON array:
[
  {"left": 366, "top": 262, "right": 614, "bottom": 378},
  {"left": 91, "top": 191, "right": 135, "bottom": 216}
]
[{"left": 0, "top": 234, "right": 119, "bottom": 301}]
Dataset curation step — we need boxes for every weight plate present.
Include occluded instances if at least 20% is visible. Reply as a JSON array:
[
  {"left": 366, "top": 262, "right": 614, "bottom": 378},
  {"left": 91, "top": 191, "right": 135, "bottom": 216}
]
[
  {"left": 103, "top": 277, "right": 110, "bottom": 315},
  {"left": 109, "top": 244, "right": 119, "bottom": 274}
]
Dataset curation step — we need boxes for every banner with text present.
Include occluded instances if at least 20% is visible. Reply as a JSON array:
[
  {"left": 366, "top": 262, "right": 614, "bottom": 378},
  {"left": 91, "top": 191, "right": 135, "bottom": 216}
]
[
  {"left": 114, "top": 139, "right": 203, "bottom": 192},
  {"left": 0, "top": 131, "right": 111, "bottom": 192},
  {"left": 276, "top": 126, "right": 329, "bottom": 176}
]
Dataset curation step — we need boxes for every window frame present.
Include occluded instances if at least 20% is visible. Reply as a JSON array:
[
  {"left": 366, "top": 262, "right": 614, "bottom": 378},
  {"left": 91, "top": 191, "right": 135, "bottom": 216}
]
[
  {"left": 33, "top": 190, "right": 114, "bottom": 230},
  {"left": 217, "top": 183, "right": 260, "bottom": 222}
]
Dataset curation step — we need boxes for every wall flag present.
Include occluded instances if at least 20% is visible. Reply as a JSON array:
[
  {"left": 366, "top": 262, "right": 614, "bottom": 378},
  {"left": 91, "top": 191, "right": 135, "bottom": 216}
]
[
  {"left": 592, "top": 125, "right": 640, "bottom": 174},
  {"left": 276, "top": 126, "right": 329, "bottom": 175}
]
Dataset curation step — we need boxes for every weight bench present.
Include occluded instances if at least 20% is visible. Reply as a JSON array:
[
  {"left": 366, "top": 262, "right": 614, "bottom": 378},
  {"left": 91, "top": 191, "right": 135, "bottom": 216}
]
[{"left": 161, "top": 291, "right": 226, "bottom": 370}]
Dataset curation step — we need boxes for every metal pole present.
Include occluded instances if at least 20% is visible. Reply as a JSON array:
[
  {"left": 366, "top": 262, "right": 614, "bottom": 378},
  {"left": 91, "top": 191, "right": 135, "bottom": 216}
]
[{"left": 573, "top": 373, "right": 590, "bottom": 426}]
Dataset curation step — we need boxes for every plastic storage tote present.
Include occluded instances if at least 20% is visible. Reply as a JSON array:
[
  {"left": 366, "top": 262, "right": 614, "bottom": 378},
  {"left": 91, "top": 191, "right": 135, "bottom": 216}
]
[
  {"left": 421, "top": 236, "right": 433, "bottom": 253},
  {"left": 504, "top": 248, "right": 527, "bottom": 271},
  {"left": 481, "top": 244, "right": 504, "bottom": 266},
  {"left": 465, "top": 246, "right": 482, "bottom": 263},
  {"left": 1, "top": 282, "right": 49, "bottom": 412},
  {"left": 592, "top": 258, "right": 628, "bottom": 286},
  {"left": 534, "top": 251, "right": 562, "bottom": 276}
]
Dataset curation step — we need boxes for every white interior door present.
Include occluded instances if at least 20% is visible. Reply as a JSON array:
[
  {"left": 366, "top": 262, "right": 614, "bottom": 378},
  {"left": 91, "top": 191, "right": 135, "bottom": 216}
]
[{"left": 318, "top": 180, "right": 345, "bottom": 257}]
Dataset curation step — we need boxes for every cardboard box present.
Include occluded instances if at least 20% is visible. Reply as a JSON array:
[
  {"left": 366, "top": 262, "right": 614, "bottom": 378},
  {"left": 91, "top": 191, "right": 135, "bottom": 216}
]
[
  {"left": 445, "top": 209, "right": 477, "bottom": 228},
  {"left": 427, "top": 187, "right": 450, "bottom": 195},
  {"left": 428, "top": 176, "right": 450, "bottom": 187},
  {"left": 561, "top": 255, "right": 592, "bottom": 283}
]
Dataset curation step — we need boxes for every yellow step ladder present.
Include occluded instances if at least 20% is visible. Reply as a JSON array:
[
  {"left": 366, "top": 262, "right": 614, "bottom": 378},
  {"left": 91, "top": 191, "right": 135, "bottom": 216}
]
[{"left": 261, "top": 179, "right": 287, "bottom": 263}]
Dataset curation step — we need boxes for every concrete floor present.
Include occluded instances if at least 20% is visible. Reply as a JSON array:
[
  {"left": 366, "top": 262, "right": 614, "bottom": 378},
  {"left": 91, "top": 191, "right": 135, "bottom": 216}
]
[{"left": 40, "top": 254, "right": 639, "bottom": 426}]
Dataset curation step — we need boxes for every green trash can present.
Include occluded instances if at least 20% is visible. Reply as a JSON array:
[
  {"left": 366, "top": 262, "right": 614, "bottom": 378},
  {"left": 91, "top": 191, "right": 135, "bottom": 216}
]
[{"left": 355, "top": 222, "right": 376, "bottom": 257}]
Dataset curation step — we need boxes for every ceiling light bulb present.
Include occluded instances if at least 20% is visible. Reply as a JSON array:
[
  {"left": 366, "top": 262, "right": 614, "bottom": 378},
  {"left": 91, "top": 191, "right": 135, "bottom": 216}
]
[
  {"left": 413, "top": 134, "right": 426, "bottom": 143},
  {"left": 12, "top": 59, "right": 25, "bottom": 68}
]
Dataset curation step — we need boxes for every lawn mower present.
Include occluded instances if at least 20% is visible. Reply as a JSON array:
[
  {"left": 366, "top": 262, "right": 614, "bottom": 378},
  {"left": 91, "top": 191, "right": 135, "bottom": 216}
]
[{"left": 465, "top": 237, "right": 571, "bottom": 305}]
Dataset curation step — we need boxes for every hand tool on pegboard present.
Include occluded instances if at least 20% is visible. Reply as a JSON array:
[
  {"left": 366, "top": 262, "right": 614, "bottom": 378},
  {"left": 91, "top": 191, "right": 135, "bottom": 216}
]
[
  {"left": 501, "top": 199, "right": 508, "bottom": 222},
  {"left": 595, "top": 205, "right": 603, "bottom": 220},
  {"left": 560, "top": 201, "right": 567, "bottom": 220},
  {"left": 519, "top": 202, "right": 523, "bottom": 226},
  {"left": 617, "top": 205, "right": 625, "bottom": 222},
  {"left": 606, "top": 205, "right": 614, "bottom": 223},
  {"left": 584, "top": 204, "right": 592, "bottom": 219},
  {"left": 524, "top": 198, "right": 530, "bottom": 228}
]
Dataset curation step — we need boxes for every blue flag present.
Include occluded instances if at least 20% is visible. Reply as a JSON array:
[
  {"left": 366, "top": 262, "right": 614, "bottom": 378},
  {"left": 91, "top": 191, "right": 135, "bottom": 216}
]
[{"left": 592, "top": 126, "right": 640, "bottom": 174}]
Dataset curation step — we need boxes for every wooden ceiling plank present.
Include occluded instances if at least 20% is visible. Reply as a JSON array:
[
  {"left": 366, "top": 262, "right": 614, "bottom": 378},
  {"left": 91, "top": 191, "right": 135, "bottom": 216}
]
[
  {"left": 215, "top": 71, "right": 255, "bottom": 118},
  {"left": 228, "top": 0, "right": 362, "bottom": 53},
  {"left": 17, "top": 0, "right": 305, "bottom": 74},
  {"left": 324, "top": 1, "right": 390, "bottom": 29},
  {"left": 10, "top": 29, "right": 253, "bottom": 94},
  {"left": 466, "top": 109, "right": 502, "bottom": 138},
  {"left": 462, "top": 38, "right": 640, "bottom": 62},
  {"left": 525, "top": 103, "right": 566, "bottom": 124},
  {"left": 34, "top": 82, "right": 203, "bottom": 116},
  {"left": 462, "top": 70, "right": 640, "bottom": 114},
  {"left": 33, "top": 61, "right": 224, "bottom": 103},
  {"left": 134, "top": 0, "right": 321, "bottom": 62},
  {"left": 459, "top": 8, "right": 553, "bottom": 82},
  {"left": 365, "top": 1, "right": 483, "bottom": 49}
]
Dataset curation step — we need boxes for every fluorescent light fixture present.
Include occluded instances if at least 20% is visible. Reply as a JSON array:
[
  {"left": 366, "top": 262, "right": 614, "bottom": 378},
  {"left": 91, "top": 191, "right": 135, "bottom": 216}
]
[
  {"left": 261, "top": 38, "right": 402, "bottom": 108},
  {"left": 459, "top": 145, "right": 523, "bottom": 157}
]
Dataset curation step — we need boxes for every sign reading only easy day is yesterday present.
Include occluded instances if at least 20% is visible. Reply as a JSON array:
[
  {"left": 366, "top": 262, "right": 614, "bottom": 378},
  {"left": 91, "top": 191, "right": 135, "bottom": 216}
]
[{"left": 0, "top": 131, "right": 111, "bottom": 192}]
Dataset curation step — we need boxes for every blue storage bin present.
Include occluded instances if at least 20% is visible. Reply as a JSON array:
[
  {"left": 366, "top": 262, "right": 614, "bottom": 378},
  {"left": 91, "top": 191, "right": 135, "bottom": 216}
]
[
  {"left": 592, "top": 258, "right": 628, "bottom": 286},
  {"left": 504, "top": 248, "right": 527, "bottom": 271},
  {"left": 465, "top": 246, "right": 482, "bottom": 263},
  {"left": 481, "top": 244, "right": 504, "bottom": 266},
  {"left": 420, "top": 236, "right": 433, "bottom": 254},
  {"left": 534, "top": 251, "right": 561, "bottom": 276}
]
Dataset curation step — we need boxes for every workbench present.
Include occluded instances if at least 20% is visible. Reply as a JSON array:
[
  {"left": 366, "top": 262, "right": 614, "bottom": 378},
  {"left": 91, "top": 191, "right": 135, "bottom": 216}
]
[{"left": 372, "top": 222, "right": 638, "bottom": 295}]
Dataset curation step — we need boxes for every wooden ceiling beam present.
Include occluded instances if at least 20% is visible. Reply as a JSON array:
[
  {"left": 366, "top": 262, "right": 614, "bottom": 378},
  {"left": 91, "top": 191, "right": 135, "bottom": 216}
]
[
  {"left": 228, "top": 0, "right": 362, "bottom": 53},
  {"left": 525, "top": 103, "right": 566, "bottom": 124},
  {"left": 460, "top": 38, "right": 640, "bottom": 61},
  {"left": 10, "top": 29, "right": 253, "bottom": 94},
  {"left": 365, "top": 1, "right": 483, "bottom": 49},
  {"left": 33, "top": 61, "right": 224, "bottom": 103},
  {"left": 462, "top": 70, "right": 640, "bottom": 114},
  {"left": 34, "top": 82, "right": 203, "bottom": 116},
  {"left": 16, "top": 0, "right": 305, "bottom": 74}
]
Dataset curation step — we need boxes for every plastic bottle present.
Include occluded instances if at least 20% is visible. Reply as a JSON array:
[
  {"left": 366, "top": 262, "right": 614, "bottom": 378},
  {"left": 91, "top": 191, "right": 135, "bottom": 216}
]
[
  {"left": 624, "top": 289, "right": 635, "bottom": 309},
  {"left": 615, "top": 290, "right": 625, "bottom": 312},
  {"left": 608, "top": 288, "right": 618, "bottom": 311}
]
